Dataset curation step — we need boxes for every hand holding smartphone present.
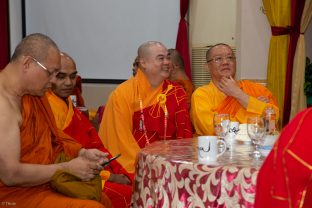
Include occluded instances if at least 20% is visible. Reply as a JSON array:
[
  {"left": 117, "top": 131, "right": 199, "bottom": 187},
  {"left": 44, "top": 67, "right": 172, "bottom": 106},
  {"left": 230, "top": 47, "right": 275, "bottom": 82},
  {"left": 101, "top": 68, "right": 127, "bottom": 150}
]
[{"left": 102, "top": 153, "right": 121, "bottom": 167}]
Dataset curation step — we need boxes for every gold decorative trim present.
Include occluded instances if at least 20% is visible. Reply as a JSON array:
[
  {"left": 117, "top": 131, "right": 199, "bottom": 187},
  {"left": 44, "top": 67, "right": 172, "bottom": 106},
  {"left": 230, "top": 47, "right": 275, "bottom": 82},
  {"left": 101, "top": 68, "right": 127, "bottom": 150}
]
[
  {"left": 287, "top": 149, "right": 312, "bottom": 170},
  {"left": 299, "top": 175, "right": 312, "bottom": 208},
  {"left": 272, "top": 195, "right": 289, "bottom": 201}
]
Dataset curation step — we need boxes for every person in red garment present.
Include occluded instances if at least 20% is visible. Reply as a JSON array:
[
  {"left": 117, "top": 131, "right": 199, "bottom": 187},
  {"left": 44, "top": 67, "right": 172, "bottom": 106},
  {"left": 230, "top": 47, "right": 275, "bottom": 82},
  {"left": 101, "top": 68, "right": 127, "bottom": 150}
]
[
  {"left": 46, "top": 52, "right": 133, "bottom": 208},
  {"left": 255, "top": 107, "right": 312, "bottom": 208},
  {"left": 98, "top": 41, "right": 193, "bottom": 173}
]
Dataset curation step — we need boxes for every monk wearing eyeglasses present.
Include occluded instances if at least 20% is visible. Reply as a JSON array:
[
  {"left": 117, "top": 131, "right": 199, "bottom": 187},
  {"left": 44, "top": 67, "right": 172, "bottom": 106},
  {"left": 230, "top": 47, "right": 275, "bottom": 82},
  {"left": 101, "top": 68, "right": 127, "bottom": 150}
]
[
  {"left": 0, "top": 33, "right": 112, "bottom": 208},
  {"left": 190, "top": 43, "right": 279, "bottom": 136}
]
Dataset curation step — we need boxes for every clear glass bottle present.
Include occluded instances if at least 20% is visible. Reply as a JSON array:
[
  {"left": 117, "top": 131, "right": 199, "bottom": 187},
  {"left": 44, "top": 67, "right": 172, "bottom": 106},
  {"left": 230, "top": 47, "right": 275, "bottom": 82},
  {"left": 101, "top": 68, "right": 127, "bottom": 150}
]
[{"left": 264, "top": 106, "right": 276, "bottom": 135}]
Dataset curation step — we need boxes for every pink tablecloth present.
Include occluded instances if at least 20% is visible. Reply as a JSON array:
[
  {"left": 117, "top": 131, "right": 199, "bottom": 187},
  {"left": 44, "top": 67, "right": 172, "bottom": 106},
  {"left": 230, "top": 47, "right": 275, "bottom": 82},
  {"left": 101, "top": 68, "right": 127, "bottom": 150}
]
[{"left": 132, "top": 138, "right": 263, "bottom": 208}]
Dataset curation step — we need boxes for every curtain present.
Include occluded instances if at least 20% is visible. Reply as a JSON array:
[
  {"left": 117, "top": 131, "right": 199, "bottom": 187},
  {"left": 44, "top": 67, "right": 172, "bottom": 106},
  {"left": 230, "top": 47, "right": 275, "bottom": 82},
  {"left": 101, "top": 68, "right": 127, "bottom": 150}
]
[
  {"left": 262, "top": 0, "right": 291, "bottom": 126},
  {"left": 290, "top": 0, "right": 312, "bottom": 119},
  {"left": 283, "top": 0, "right": 305, "bottom": 125},
  {"left": 0, "top": 0, "right": 10, "bottom": 69},
  {"left": 175, "top": 0, "right": 192, "bottom": 80}
]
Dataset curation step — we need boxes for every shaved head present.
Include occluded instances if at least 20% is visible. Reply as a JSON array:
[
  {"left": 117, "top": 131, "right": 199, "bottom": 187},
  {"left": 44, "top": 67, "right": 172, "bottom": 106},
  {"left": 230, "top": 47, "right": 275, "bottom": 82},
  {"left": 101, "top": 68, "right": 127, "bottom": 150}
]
[
  {"left": 137, "top": 41, "right": 166, "bottom": 59},
  {"left": 11, "top": 33, "right": 59, "bottom": 63},
  {"left": 168, "top": 49, "right": 185, "bottom": 70},
  {"left": 206, "top": 43, "right": 233, "bottom": 62},
  {"left": 60, "top": 52, "right": 76, "bottom": 69}
]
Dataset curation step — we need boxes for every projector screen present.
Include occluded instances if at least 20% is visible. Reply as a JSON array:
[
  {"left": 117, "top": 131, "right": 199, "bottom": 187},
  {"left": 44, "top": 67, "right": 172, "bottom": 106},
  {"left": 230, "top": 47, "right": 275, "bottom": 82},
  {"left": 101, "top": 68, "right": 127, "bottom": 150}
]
[{"left": 24, "top": 0, "right": 180, "bottom": 81}]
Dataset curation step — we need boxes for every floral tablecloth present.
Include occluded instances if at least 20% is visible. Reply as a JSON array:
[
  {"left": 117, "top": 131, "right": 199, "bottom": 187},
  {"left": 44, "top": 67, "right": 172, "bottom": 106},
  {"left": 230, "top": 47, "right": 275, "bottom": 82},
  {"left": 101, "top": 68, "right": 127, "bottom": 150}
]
[{"left": 132, "top": 138, "right": 263, "bottom": 208}]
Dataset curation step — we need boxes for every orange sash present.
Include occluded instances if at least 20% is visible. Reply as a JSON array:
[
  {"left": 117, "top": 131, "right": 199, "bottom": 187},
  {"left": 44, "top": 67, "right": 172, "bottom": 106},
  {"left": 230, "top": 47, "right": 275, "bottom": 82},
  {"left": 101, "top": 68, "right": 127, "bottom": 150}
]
[
  {"left": 99, "top": 69, "right": 192, "bottom": 173},
  {"left": 215, "top": 80, "right": 279, "bottom": 122},
  {"left": 0, "top": 96, "right": 114, "bottom": 208}
]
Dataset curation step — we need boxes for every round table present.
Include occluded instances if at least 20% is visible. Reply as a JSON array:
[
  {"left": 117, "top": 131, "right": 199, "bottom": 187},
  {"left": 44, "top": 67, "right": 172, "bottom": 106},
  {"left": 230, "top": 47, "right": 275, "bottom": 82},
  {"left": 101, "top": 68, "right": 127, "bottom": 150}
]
[{"left": 132, "top": 138, "right": 264, "bottom": 208}]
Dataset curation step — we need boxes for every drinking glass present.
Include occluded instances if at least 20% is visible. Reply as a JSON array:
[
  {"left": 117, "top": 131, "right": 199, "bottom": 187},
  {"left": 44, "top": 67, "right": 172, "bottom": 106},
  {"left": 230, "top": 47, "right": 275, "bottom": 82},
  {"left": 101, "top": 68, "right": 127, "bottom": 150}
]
[
  {"left": 247, "top": 116, "right": 266, "bottom": 159},
  {"left": 213, "top": 114, "right": 230, "bottom": 140}
]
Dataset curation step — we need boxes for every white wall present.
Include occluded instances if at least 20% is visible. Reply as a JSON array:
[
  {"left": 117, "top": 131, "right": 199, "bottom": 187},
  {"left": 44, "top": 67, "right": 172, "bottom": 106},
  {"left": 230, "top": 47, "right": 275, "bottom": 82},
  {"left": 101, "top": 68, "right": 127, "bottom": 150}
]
[
  {"left": 236, "top": 0, "right": 271, "bottom": 80},
  {"left": 189, "top": 0, "right": 270, "bottom": 80},
  {"left": 189, "top": 0, "right": 237, "bottom": 47},
  {"left": 8, "top": 0, "right": 23, "bottom": 55},
  {"left": 9, "top": 1, "right": 312, "bottom": 108},
  {"left": 24, "top": 0, "right": 180, "bottom": 80}
]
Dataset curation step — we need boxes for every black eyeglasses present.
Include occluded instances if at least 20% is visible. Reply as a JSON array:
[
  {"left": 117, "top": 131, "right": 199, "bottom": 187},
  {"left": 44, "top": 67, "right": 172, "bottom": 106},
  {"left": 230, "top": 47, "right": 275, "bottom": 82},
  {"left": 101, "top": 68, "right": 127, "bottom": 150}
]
[{"left": 207, "top": 55, "right": 236, "bottom": 64}]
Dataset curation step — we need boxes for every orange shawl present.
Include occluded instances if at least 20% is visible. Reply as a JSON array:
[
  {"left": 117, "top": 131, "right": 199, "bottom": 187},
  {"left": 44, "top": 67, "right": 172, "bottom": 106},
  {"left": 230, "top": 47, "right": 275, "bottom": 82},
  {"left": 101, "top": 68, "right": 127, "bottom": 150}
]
[
  {"left": 215, "top": 80, "right": 279, "bottom": 121},
  {"left": 0, "top": 95, "right": 114, "bottom": 207},
  {"left": 46, "top": 90, "right": 130, "bottom": 178},
  {"left": 99, "top": 69, "right": 193, "bottom": 173},
  {"left": 20, "top": 95, "right": 81, "bottom": 163},
  {"left": 191, "top": 80, "right": 279, "bottom": 135},
  {"left": 47, "top": 91, "right": 133, "bottom": 207}
]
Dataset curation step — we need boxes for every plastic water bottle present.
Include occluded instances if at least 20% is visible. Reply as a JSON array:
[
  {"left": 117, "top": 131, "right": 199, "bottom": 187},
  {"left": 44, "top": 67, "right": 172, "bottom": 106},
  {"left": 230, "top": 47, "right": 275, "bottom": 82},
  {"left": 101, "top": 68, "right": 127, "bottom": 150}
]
[{"left": 264, "top": 106, "right": 276, "bottom": 135}]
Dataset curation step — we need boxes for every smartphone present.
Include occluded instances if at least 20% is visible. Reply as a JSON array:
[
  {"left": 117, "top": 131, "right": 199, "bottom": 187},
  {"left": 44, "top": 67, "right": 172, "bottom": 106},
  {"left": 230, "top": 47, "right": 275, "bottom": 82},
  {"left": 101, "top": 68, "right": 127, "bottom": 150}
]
[{"left": 102, "top": 153, "right": 121, "bottom": 166}]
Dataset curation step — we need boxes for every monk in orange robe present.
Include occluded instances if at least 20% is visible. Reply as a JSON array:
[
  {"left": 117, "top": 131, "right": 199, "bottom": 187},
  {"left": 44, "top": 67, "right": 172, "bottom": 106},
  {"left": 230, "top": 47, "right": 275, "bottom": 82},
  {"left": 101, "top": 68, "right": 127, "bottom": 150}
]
[
  {"left": 46, "top": 52, "right": 133, "bottom": 207},
  {"left": 255, "top": 108, "right": 312, "bottom": 207},
  {"left": 98, "top": 41, "right": 193, "bottom": 174},
  {"left": 191, "top": 43, "right": 279, "bottom": 135},
  {"left": 168, "top": 48, "right": 194, "bottom": 109},
  {"left": 0, "top": 33, "right": 111, "bottom": 208}
]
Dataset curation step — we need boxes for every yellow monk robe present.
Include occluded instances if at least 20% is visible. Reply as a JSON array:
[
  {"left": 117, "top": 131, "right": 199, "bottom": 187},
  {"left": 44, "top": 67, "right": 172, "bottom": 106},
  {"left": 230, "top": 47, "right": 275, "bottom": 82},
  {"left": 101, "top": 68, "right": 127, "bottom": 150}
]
[
  {"left": 0, "top": 95, "right": 111, "bottom": 208},
  {"left": 191, "top": 80, "right": 279, "bottom": 135},
  {"left": 46, "top": 90, "right": 133, "bottom": 208},
  {"left": 175, "top": 79, "right": 194, "bottom": 110},
  {"left": 255, "top": 108, "right": 312, "bottom": 208},
  {"left": 98, "top": 69, "right": 193, "bottom": 173}
]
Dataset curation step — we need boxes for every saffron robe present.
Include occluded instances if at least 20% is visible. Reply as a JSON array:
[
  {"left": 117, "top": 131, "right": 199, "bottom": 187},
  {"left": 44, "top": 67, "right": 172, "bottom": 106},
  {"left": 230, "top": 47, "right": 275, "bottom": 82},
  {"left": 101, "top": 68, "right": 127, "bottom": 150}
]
[
  {"left": 191, "top": 80, "right": 279, "bottom": 135},
  {"left": 46, "top": 90, "right": 133, "bottom": 208},
  {"left": 98, "top": 69, "right": 193, "bottom": 173},
  {"left": 255, "top": 108, "right": 312, "bottom": 208},
  {"left": 0, "top": 95, "right": 111, "bottom": 208}
]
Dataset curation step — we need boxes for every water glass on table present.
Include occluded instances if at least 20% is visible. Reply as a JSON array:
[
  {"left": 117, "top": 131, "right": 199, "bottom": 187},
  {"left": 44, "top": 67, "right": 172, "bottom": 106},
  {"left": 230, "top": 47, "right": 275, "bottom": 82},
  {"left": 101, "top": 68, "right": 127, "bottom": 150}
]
[
  {"left": 247, "top": 116, "right": 266, "bottom": 159},
  {"left": 225, "top": 121, "right": 239, "bottom": 151},
  {"left": 213, "top": 114, "right": 230, "bottom": 150}
]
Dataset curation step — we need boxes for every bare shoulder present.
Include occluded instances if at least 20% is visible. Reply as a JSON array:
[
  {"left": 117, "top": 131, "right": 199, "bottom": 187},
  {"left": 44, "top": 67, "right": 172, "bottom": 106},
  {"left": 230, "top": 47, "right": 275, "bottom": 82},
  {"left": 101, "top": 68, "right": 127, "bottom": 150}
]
[
  {"left": 0, "top": 93, "right": 22, "bottom": 129},
  {"left": 0, "top": 93, "right": 22, "bottom": 161},
  {"left": 0, "top": 92, "right": 23, "bottom": 184}
]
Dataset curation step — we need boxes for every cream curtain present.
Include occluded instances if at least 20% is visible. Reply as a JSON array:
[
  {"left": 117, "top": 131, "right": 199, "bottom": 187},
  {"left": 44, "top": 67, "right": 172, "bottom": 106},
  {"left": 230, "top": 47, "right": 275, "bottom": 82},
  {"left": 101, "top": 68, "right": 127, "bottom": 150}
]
[
  {"left": 262, "top": 0, "right": 291, "bottom": 126},
  {"left": 290, "top": 0, "right": 312, "bottom": 119}
]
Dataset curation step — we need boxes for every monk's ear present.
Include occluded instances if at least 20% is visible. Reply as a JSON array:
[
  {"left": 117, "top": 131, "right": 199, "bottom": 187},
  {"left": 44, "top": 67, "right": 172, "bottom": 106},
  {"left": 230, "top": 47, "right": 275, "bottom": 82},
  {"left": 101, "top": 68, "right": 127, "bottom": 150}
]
[
  {"left": 21, "top": 56, "right": 32, "bottom": 72},
  {"left": 139, "top": 57, "right": 146, "bottom": 69}
]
